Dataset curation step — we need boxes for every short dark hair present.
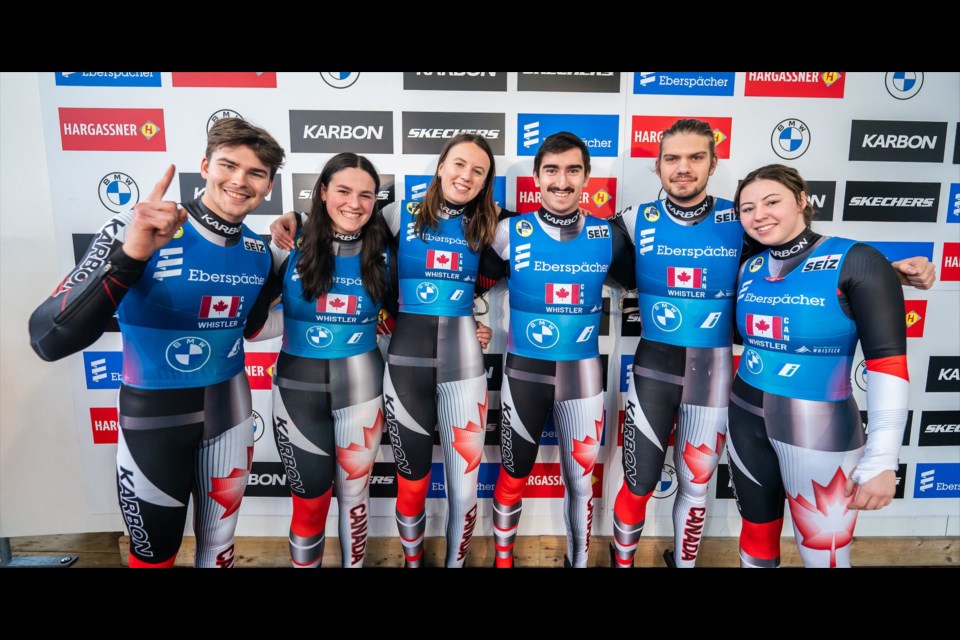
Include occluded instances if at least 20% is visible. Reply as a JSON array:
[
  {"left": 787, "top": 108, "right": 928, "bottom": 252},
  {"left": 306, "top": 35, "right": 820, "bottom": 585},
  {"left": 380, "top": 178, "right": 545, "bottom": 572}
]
[
  {"left": 534, "top": 131, "right": 590, "bottom": 176},
  {"left": 659, "top": 118, "right": 716, "bottom": 161},
  {"left": 205, "top": 117, "right": 285, "bottom": 180}
]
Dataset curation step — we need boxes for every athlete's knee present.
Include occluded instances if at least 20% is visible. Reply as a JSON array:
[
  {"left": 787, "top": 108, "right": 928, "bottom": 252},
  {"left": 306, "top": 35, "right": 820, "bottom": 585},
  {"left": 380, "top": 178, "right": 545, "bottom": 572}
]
[
  {"left": 494, "top": 470, "right": 528, "bottom": 505},
  {"left": 396, "top": 475, "right": 430, "bottom": 517},
  {"left": 740, "top": 518, "right": 783, "bottom": 562},
  {"left": 290, "top": 489, "right": 333, "bottom": 536},
  {"left": 614, "top": 482, "right": 652, "bottom": 524}
]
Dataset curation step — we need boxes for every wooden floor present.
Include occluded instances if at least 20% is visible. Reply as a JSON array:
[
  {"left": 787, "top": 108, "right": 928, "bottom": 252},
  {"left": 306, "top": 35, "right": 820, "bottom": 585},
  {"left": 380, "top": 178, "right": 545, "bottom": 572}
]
[{"left": 3, "top": 533, "right": 957, "bottom": 568}]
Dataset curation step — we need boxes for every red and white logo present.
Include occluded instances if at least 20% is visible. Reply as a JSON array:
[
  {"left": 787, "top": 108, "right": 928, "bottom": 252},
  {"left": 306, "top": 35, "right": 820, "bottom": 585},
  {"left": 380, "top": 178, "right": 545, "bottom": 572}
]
[
  {"left": 546, "top": 283, "right": 583, "bottom": 304},
  {"left": 317, "top": 293, "right": 358, "bottom": 314},
  {"left": 745, "top": 314, "right": 785, "bottom": 339},
  {"left": 905, "top": 300, "right": 928, "bottom": 338},
  {"left": 942, "top": 243, "right": 959, "bottom": 281},
  {"left": 631, "top": 115, "right": 732, "bottom": 159},
  {"left": 744, "top": 72, "right": 845, "bottom": 98},
  {"left": 524, "top": 463, "right": 603, "bottom": 498},
  {"left": 515, "top": 176, "right": 617, "bottom": 216},
  {"left": 59, "top": 108, "right": 166, "bottom": 151},
  {"left": 244, "top": 351, "right": 277, "bottom": 390},
  {"left": 667, "top": 267, "right": 704, "bottom": 288},
  {"left": 171, "top": 72, "right": 277, "bottom": 88},
  {"left": 199, "top": 295, "right": 241, "bottom": 318},
  {"left": 427, "top": 250, "right": 460, "bottom": 270},
  {"left": 90, "top": 407, "right": 119, "bottom": 444}
]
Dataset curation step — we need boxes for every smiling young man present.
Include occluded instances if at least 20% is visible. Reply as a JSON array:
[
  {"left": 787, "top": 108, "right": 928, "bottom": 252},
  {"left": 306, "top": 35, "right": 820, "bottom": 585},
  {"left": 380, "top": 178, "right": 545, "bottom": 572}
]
[
  {"left": 30, "top": 118, "right": 286, "bottom": 568},
  {"left": 477, "top": 131, "right": 634, "bottom": 567}
]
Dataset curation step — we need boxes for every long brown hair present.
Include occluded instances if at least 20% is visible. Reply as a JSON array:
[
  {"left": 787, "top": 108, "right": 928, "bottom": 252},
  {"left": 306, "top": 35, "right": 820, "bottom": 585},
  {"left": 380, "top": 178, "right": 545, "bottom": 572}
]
[
  {"left": 297, "top": 153, "right": 389, "bottom": 302},
  {"left": 412, "top": 133, "right": 498, "bottom": 252}
]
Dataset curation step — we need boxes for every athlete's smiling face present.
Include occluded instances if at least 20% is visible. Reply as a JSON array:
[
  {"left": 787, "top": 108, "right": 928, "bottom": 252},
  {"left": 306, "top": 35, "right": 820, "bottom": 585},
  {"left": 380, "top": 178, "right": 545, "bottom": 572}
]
[
  {"left": 200, "top": 145, "right": 274, "bottom": 223},
  {"left": 436, "top": 142, "right": 490, "bottom": 206},
  {"left": 737, "top": 179, "right": 808, "bottom": 246},
  {"left": 534, "top": 148, "right": 589, "bottom": 216},
  {"left": 656, "top": 131, "right": 717, "bottom": 206},
  {"left": 320, "top": 167, "right": 377, "bottom": 236}
]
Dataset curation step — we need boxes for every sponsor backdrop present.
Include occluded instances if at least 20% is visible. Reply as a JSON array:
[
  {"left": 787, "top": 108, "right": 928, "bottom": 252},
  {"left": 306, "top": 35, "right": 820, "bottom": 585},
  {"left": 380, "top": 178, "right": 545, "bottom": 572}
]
[{"left": 2, "top": 72, "right": 958, "bottom": 544}]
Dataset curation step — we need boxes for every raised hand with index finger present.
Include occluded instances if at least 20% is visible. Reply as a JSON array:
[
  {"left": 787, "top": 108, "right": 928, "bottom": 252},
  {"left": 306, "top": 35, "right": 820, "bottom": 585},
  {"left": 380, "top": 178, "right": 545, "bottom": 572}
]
[{"left": 122, "top": 164, "right": 188, "bottom": 261}]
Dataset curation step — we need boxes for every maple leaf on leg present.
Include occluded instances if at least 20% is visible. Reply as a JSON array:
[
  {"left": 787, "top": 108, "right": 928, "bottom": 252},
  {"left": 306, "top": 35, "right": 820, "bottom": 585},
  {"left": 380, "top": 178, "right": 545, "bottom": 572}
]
[
  {"left": 452, "top": 396, "right": 488, "bottom": 473},
  {"left": 337, "top": 409, "right": 385, "bottom": 481},
  {"left": 787, "top": 467, "right": 858, "bottom": 568},
  {"left": 682, "top": 433, "right": 726, "bottom": 484},
  {"left": 209, "top": 447, "right": 254, "bottom": 520},
  {"left": 571, "top": 415, "right": 604, "bottom": 476}
]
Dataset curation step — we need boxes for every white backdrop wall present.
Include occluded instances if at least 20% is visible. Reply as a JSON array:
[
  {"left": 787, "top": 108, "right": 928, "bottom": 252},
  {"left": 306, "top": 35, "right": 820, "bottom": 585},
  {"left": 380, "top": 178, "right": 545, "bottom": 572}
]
[{"left": 1, "top": 71, "right": 957, "bottom": 541}]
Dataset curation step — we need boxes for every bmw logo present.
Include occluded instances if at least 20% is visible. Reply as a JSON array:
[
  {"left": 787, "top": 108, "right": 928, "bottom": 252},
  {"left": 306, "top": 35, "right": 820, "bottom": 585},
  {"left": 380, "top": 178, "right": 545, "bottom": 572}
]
[
  {"left": 320, "top": 72, "right": 360, "bottom": 89},
  {"left": 526, "top": 319, "right": 560, "bottom": 349},
  {"left": 165, "top": 337, "right": 211, "bottom": 372},
  {"left": 416, "top": 282, "right": 439, "bottom": 303},
  {"left": 653, "top": 464, "right": 678, "bottom": 499},
  {"left": 252, "top": 410, "right": 266, "bottom": 442},
  {"left": 306, "top": 325, "right": 334, "bottom": 349},
  {"left": 885, "top": 72, "right": 923, "bottom": 100},
  {"left": 207, "top": 109, "right": 243, "bottom": 133},
  {"left": 651, "top": 301, "right": 682, "bottom": 332},
  {"left": 854, "top": 359, "right": 867, "bottom": 391},
  {"left": 99, "top": 172, "right": 140, "bottom": 213},
  {"left": 744, "top": 349, "right": 763, "bottom": 375},
  {"left": 771, "top": 118, "right": 810, "bottom": 160}
]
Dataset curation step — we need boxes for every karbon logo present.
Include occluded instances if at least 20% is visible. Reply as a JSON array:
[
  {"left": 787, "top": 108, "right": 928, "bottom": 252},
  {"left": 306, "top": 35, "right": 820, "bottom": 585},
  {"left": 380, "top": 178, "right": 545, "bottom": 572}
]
[
  {"left": 744, "top": 72, "right": 845, "bottom": 98},
  {"left": 90, "top": 407, "right": 119, "bottom": 445},
  {"left": 244, "top": 462, "right": 289, "bottom": 498},
  {"left": 849, "top": 120, "right": 947, "bottom": 163},
  {"left": 926, "top": 356, "right": 960, "bottom": 392},
  {"left": 290, "top": 110, "right": 393, "bottom": 154},
  {"left": 403, "top": 72, "right": 506, "bottom": 92},
  {"left": 631, "top": 115, "right": 732, "bottom": 159},
  {"left": 59, "top": 108, "right": 165, "bottom": 151},
  {"left": 515, "top": 176, "right": 617, "bottom": 218},
  {"left": 806, "top": 181, "right": 837, "bottom": 222},
  {"left": 171, "top": 72, "right": 276, "bottom": 88}
]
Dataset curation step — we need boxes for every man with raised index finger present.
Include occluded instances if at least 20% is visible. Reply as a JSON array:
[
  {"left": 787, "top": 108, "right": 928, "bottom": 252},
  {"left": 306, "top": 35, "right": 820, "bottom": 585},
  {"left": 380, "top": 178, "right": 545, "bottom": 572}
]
[{"left": 29, "top": 117, "right": 286, "bottom": 568}]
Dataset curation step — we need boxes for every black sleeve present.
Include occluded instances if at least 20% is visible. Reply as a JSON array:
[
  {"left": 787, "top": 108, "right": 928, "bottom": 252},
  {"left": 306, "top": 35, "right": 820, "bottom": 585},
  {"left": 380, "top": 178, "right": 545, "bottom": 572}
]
[
  {"left": 840, "top": 243, "right": 907, "bottom": 360},
  {"left": 382, "top": 239, "right": 400, "bottom": 318},
  {"left": 29, "top": 215, "right": 147, "bottom": 362},
  {"left": 243, "top": 264, "right": 284, "bottom": 340},
  {"left": 475, "top": 209, "right": 515, "bottom": 296},
  {"left": 607, "top": 215, "right": 636, "bottom": 291}
]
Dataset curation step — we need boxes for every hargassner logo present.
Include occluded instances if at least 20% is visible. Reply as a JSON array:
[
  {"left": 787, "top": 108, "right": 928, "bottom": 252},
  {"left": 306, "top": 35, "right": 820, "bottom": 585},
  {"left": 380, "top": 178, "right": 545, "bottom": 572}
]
[
  {"left": 918, "top": 411, "right": 960, "bottom": 447},
  {"left": 289, "top": 110, "right": 394, "bottom": 154},
  {"left": 402, "top": 111, "right": 505, "bottom": 155},
  {"left": 633, "top": 72, "right": 735, "bottom": 96},
  {"left": 89, "top": 407, "right": 119, "bottom": 445},
  {"left": 517, "top": 113, "right": 619, "bottom": 157},
  {"left": 849, "top": 120, "right": 947, "bottom": 163},
  {"left": 514, "top": 176, "right": 618, "bottom": 218},
  {"left": 59, "top": 108, "right": 165, "bottom": 151},
  {"left": 83, "top": 351, "right": 123, "bottom": 389},
  {"left": 631, "top": 115, "right": 732, "bottom": 159},
  {"left": 842, "top": 181, "right": 939, "bottom": 223},
  {"left": 56, "top": 72, "right": 161, "bottom": 87},
  {"left": 517, "top": 72, "right": 621, "bottom": 93},
  {"left": 171, "top": 72, "right": 277, "bottom": 88},
  {"left": 943, "top": 242, "right": 960, "bottom": 281},
  {"left": 744, "top": 72, "right": 845, "bottom": 98},
  {"left": 805, "top": 181, "right": 837, "bottom": 222},
  {"left": 947, "top": 183, "right": 960, "bottom": 223},
  {"left": 294, "top": 173, "right": 395, "bottom": 211},
  {"left": 904, "top": 300, "right": 927, "bottom": 338},
  {"left": 913, "top": 463, "right": 960, "bottom": 498},
  {"left": 178, "top": 173, "right": 282, "bottom": 216},
  {"left": 405, "top": 175, "right": 505, "bottom": 208},
  {"left": 403, "top": 72, "right": 506, "bottom": 91}
]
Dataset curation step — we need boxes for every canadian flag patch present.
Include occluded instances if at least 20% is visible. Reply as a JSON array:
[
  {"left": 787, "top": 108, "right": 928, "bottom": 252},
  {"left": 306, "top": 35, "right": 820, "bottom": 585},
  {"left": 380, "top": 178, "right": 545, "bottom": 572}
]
[
  {"left": 427, "top": 250, "right": 461, "bottom": 270},
  {"left": 667, "top": 267, "right": 704, "bottom": 288},
  {"left": 317, "top": 293, "right": 358, "bottom": 314},
  {"left": 199, "top": 295, "right": 241, "bottom": 318},
  {"left": 745, "top": 314, "right": 785, "bottom": 339},
  {"left": 545, "top": 283, "right": 583, "bottom": 304}
]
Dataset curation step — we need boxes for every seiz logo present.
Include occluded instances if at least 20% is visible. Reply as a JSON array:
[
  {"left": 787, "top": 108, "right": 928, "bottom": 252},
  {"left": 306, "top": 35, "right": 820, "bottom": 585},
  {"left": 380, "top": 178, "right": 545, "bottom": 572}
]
[
  {"left": 744, "top": 72, "right": 845, "bottom": 98},
  {"left": 403, "top": 72, "right": 506, "bottom": 91},
  {"left": 633, "top": 72, "right": 735, "bottom": 96},
  {"left": 243, "top": 237, "right": 266, "bottom": 253},
  {"left": 913, "top": 464, "right": 960, "bottom": 498},
  {"left": 517, "top": 113, "right": 619, "bottom": 157},
  {"left": 631, "top": 115, "right": 732, "bottom": 159},
  {"left": 83, "top": 351, "right": 123, "bottom": 389},
  {"left": 942, "top": 242, "right": 960, "bottom": 281},
  {"left": 244, "top": 351, "right": 277, "bottom": 390},
  {"left": 925, "top": 356, "right": 960, "bottom": 392},
  {"left": 59, "top": 107, "right": 166, "bottom": 151},
  {"left": 171, "top": 72, "right": 276, "bottom": 88},
  {"left": 90, "top": 407, "right": 119, "bottom": 444},
  {"left": 918, "top": 411, "right": 960, "bottom": 447},
  {"left": 587, "top": 226, "right": 611, "bottom": 238},
  {"left": 904, "top": 300, "right": 927, "bottom": 338},
  {"left": 802, "top": 253, "right": 842, "bottom": 272}
]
